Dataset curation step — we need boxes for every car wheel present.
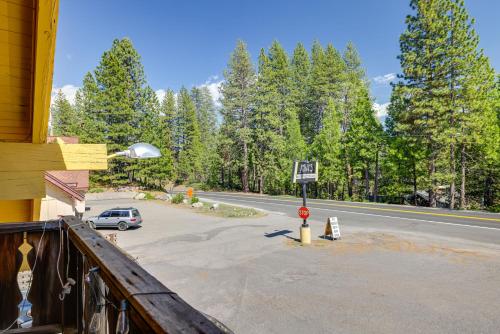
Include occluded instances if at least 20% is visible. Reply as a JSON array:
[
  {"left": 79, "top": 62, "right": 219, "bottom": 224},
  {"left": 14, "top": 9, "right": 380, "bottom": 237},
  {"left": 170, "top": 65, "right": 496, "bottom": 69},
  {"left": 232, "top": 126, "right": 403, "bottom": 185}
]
[{"left": 118, "top": 222, "right": 128, "bottom": 231}]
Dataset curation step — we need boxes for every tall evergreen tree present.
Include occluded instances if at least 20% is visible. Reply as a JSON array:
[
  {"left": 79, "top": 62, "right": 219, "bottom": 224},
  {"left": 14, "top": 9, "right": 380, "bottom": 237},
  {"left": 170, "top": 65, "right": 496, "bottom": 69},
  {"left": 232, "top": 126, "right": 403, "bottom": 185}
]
[
  {"left": 94, "top": 38, "right": 146, "bottom": 185},
  {"left": 191, "top": 86, "right": 219, "bottom": 182},
  {"left": 74, "top": 72, "right": 105, "bottom": 144},
  {"left": 312, "top": 98, "right": 343, "bottom": 198},
  {"left": 394, "top": 0, "right": 498, "bottom": 208},
  {"left": 51, "top": 90, "right": 80, "bottom": 137},
  {"left": 290, "top": 43, "right": 311, "bottom": 142},
  {"left": 177, "top": 88, "right": 203, "bottom": 182},
  {"left": 395, "top": 0, "right": 452, "bottom": 207},
  {"left": 307, "top": 41, "right": 329, "bottom": 139},
  {"left": 160, "top": 89, "right": 177, "bottom": 155},
  {"left": 136, "top": 87, "right": 174, "bottom": 186},
  {"left": 220, "top": 40, "right": 256, "bottom": 192}
]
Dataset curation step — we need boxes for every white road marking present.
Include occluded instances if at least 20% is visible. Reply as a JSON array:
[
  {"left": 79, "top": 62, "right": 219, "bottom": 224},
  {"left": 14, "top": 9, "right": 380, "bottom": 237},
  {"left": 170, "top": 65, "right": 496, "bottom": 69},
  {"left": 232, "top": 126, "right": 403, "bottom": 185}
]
[{"left": 201, "top": 195, "right": 500, "bottom": 232}]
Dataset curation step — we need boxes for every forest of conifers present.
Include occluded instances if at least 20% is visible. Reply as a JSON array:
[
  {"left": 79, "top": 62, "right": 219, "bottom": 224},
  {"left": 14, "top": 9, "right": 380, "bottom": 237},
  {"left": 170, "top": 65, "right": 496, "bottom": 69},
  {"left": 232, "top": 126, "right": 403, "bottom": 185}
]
[{"left": 51, "top": 0, "right": 499, "bottom": 210}]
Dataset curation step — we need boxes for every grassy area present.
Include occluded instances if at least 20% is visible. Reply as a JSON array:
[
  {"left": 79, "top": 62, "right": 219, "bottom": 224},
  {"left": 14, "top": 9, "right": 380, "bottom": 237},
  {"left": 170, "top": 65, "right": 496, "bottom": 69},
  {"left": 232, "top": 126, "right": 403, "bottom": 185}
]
[
  {"left": 143, "top": 192, "right": 155, "bottom": 200},
  {"left": 195, "top": 202, "right": 264, "bottom": 218},
  {"left": 184, "top": 202, "right": 265, "bottom": 218}
]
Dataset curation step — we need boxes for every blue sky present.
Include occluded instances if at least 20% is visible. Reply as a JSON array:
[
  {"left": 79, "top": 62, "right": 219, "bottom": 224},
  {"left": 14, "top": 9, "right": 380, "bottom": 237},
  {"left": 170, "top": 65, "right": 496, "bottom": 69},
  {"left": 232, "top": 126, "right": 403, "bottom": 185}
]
[{"left": 52, "top": 0, "right": 500, "bottom": 116}]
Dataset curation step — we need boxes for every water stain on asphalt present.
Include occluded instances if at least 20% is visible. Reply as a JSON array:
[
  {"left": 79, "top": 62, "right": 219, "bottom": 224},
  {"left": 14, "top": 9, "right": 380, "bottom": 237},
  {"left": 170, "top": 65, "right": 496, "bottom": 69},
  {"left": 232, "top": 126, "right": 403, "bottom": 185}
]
[{"left": 285, "top": 232, "right": 493, "bottom": 263}]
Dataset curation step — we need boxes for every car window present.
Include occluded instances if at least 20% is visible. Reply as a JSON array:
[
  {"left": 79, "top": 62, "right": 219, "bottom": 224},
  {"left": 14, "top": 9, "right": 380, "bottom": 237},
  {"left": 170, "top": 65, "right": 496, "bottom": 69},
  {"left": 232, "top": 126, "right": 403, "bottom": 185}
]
[
  {"left": 110, "top": 211, "right": 121, "bottom": 217},
  {"left": 132, "top": 209, "right": 140, "bottom": 217},
  {"left": 119, "top": 211, "right": 130, "bottom": 217},
  {"left": 100, "top": 211, "right": 111, "bottom": 218}
]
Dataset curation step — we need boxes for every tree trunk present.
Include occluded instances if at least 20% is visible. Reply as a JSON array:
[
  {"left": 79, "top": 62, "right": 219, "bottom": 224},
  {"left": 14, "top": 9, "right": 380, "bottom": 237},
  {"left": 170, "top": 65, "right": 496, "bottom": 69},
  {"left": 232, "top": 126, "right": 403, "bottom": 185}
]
[
  {"left": 242, "top": 142, "right": 249, "bottom": 192},
  {"left": 347, "top": 162, "right": 353, "bottom": 198},
  {"left": 484, "top": 173, "right": 493, "bottom": 207},
  {"left": 251, "top": 163, "right": 256, "bottom": 192},
  {"left": 413, "top": 161, "right": 417, "bottom": 206},
  {"left": 429, "top": 154, "right": 436, "bottom": 208},
  {"left": 374, "top": 150, "right": 380, "bottom": 203},
  {"left": 448, "top": 17, "right": 456, "bottom": 210},
  {"left": 258, "top": 175, "right": 263, "bottom": 195},
  {"left": 221, "top": 166, "right": 225, "bottom": 187},
  {"left": 460, "top": 144, "right": 466, "bottom": 209},
  {"left": 449, "top": 141, "right": 456, "bottom": 209},
  {"left": 364, "top": 163, "right": 370, "bottom": 200}
]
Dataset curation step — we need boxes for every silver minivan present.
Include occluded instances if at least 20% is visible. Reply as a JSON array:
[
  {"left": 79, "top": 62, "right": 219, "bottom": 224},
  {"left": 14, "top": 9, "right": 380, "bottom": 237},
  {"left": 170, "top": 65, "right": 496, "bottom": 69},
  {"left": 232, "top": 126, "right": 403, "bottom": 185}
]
[{"left": 86, "top": 207, "right": 142, "bottom": 231}]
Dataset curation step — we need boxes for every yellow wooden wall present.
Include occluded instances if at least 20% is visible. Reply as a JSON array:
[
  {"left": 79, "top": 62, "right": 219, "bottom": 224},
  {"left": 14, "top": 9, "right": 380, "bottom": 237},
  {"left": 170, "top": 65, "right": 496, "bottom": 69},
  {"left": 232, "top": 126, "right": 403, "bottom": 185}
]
[
  {"left": 0, "top": 0, "right": 60, "bottom": 222},
  {"left": 0, "top": 0, "right": 35, "bottom": 142}
]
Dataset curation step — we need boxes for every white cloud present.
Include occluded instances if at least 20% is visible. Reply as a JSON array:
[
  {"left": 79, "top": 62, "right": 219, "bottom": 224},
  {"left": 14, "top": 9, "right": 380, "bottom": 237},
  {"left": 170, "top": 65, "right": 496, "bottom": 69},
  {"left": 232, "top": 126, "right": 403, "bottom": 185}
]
[
  {"left": 207, "top": 74, "right": 219, "bottom": 82},
  {"left": 373, "top": 73, "right": 396, "bottom": 84},
  {"left": 51, "top": 84, "right": 80, "bottom": 105},
  {"left": 373, "top": 102, "right": 389, "bottom": 119},
  {"left": 199, "top": 76, "right": 223, "bottom": 107},
  {"left": 155, "top": 89, "right": 166, "bottom": 102}
]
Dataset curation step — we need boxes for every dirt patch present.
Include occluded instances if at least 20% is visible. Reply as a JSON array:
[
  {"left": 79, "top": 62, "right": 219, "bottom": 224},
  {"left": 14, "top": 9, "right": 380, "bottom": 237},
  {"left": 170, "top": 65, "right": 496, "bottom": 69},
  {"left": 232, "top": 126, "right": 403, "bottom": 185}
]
[{"left": 285, "top": 232, "right": 492, "bottom": 262}]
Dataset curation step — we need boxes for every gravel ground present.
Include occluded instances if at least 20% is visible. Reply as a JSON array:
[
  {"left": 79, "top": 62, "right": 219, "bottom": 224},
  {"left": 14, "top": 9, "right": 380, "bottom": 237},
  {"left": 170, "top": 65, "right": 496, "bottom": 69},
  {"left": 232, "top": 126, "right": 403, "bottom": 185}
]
[{"left": 84, "top": 197, "right": 500, "bottom": 334}]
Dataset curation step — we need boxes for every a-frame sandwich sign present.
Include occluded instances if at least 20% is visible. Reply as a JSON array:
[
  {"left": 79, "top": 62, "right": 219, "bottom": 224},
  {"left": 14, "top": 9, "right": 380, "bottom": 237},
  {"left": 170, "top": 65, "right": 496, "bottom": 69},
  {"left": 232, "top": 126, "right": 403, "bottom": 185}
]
[{"left": 324, "top": 217, "right": 341, "bottom": 240}]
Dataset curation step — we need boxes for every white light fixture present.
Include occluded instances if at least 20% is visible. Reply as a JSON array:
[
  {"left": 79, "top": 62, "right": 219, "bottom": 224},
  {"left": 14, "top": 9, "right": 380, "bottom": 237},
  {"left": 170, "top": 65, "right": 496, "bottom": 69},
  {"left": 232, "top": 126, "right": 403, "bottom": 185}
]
[{"left": 107, "top": 143, "right": 161, "bottom": 159}]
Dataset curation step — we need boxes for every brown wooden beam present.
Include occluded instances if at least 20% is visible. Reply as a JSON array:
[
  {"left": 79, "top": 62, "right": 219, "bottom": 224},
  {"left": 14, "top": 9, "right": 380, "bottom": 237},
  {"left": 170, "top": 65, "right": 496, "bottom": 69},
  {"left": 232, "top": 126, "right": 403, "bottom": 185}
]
[
  {"left": 0, "top": 220, "right": 61, "bottom": 234},
  {"left": 4, "top": 324, "right": 61, "bottom": 334}
]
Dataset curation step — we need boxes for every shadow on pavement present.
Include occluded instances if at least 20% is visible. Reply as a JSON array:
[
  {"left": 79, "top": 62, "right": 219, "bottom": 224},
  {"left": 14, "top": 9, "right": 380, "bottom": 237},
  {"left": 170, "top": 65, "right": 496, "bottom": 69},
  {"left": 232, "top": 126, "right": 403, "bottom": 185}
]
[{"left": 264, "top": 229, "right": 299, "bottom": 241}]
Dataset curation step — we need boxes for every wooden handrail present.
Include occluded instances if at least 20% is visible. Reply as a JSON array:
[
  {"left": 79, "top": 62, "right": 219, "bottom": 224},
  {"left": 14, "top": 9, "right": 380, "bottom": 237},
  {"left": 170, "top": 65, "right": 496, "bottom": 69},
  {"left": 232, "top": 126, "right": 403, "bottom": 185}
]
[
  {"left": 63, "top": 216, "right": 222, "bottom": 333},
  {"left": 0, "top": 221, "right": 61, "bottom": 234}
]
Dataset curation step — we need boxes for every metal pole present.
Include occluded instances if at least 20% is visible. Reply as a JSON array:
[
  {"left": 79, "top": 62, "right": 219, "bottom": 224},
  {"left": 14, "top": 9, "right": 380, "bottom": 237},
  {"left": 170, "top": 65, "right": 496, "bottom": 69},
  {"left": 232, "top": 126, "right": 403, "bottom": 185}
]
[{"left": 302, "top": 182, "right": 308, "bottom": 227}]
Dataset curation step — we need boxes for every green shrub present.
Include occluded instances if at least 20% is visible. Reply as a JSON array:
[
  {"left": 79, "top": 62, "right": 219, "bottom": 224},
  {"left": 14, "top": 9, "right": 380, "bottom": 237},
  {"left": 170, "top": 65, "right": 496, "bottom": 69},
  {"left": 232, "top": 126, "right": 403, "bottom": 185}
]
[
  {"left": 190, "top": 196, "right": 199, "bottom": 204},
  {"left": 143, "top": 192, "right": 155, "bottom": 200},
  {"left": 188, "top": 182, "right": 203, "bottom": 190},
  {"left": 172, "top": 193, "right": 184, "bottom": 204},
  {"left": 89, "top": 188, "right": 104, "bottom": 193},
  {"left": 487, "top": 204, "right": 500, "bottom": 213}
]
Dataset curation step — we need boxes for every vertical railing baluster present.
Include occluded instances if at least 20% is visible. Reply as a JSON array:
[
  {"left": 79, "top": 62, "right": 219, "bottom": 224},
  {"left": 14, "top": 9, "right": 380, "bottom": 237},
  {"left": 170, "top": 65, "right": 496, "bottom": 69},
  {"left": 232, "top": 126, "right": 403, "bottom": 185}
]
[
  {"left": 0, "top": 233, "right": 23, "bottom": 329},
  {"left": 27, "top": 230, "right": 62, "bottom": 326},
  {"left": 63, "top": 233, "right": 80, "bottom": 332}
]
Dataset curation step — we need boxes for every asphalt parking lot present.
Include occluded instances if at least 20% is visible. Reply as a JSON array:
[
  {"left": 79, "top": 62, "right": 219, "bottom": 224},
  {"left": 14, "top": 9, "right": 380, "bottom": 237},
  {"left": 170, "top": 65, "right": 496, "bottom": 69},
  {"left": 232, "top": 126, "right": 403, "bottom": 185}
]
[{"left": 85, "top": 197, "right": 500, "bottom": 334}]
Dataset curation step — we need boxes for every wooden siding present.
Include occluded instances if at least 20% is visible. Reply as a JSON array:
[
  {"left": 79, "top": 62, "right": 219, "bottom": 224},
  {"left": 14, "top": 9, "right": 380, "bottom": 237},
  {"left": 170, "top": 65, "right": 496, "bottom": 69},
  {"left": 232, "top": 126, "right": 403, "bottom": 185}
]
[{"left": 0, "top": 0, "right": 35, "bottom": 143}]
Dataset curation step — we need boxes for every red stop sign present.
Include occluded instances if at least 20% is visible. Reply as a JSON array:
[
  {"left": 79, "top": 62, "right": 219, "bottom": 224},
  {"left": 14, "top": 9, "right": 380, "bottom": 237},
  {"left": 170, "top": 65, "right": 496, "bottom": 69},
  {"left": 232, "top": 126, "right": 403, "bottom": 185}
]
[{"left": 298, "top": 206, "right": 310, "bottom": 219}]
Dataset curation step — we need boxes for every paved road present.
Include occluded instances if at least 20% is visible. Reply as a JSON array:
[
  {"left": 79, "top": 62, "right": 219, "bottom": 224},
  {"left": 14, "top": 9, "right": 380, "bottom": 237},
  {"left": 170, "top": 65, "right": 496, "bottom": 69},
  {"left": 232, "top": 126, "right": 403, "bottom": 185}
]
[
  {"left": 196, "top": 191, "right": 500, "bottom": 244},
  {"left": 84, "top": 196, "right": 500, "bottom": 334}
]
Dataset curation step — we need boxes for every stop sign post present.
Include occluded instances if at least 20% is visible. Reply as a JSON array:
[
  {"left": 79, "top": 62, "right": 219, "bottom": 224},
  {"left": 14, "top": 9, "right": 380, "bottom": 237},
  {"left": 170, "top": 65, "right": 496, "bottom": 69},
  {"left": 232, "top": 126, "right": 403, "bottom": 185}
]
[
  {"left": 298, "top": 206, "right": 309, "bottom": 220},
  {"left": 292, "top": 159, "right": 318, "bottom": 245}
]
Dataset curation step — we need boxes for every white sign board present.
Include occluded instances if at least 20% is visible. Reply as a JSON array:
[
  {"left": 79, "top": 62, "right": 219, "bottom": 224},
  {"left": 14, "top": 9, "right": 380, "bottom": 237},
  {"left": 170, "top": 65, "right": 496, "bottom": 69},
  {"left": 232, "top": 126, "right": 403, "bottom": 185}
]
[{"left": 324, "top": 217, "right": 341, "bottom": 240}]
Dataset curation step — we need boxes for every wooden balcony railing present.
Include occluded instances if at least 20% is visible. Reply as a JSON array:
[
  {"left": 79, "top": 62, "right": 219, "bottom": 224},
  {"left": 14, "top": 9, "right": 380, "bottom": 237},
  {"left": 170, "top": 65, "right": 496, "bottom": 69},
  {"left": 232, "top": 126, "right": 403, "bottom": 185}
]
[{"left": 0, "top": 216, "right": 225, "bottom": 333}]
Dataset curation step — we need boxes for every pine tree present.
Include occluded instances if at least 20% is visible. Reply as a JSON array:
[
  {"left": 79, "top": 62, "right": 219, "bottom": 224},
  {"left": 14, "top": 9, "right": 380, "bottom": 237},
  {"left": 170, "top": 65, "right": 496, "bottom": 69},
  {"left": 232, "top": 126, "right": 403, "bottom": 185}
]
[
  {"left": 385, "top": 84, "right": 427, "bottom": 204},
  {"left": 253, "top": 48, "right": 286, "bottom": 193},
  {"left": 396, "top": 0, "right": 452, "bottom": 207},
  {"left": 191, "top": 86, "right": 218, "bottom": 183},
  {"left": 443, "top": 0, "right": 498, "bottom": 209},
  {"left": 177, "top": 88, "right": 202, "bottom": 182},
  {"left": 74, "top": 72, "right": 105, "bottom": 145},
  {"left": 394, "top": 0, "right": 498, "bottom": 208},
  {"left": 94, "top": 38, "right": 147, "bottom": 185},
  {"left": 160, "top": 89, "right": 177, "bottom": 155},
  {"left": 220, "top": 40, "right": 256, "bottom": 192},
  {"left": 290, "top": 43, "right": 311, "bottom": 142},
  {"left": 307, "top": 41, "right": 329, "bottom": 138},
  {"left": 344, "top": 87, "right": 383, "bottom": 199},
  {"left": 135, "top": 87, "right": 174, "bottom": 187},
  {"left": 312, "top": 98, "right": 343, "bottom": 199},
  {"left": 51, "top": 90, "right": 80, "bottom": 136}
]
